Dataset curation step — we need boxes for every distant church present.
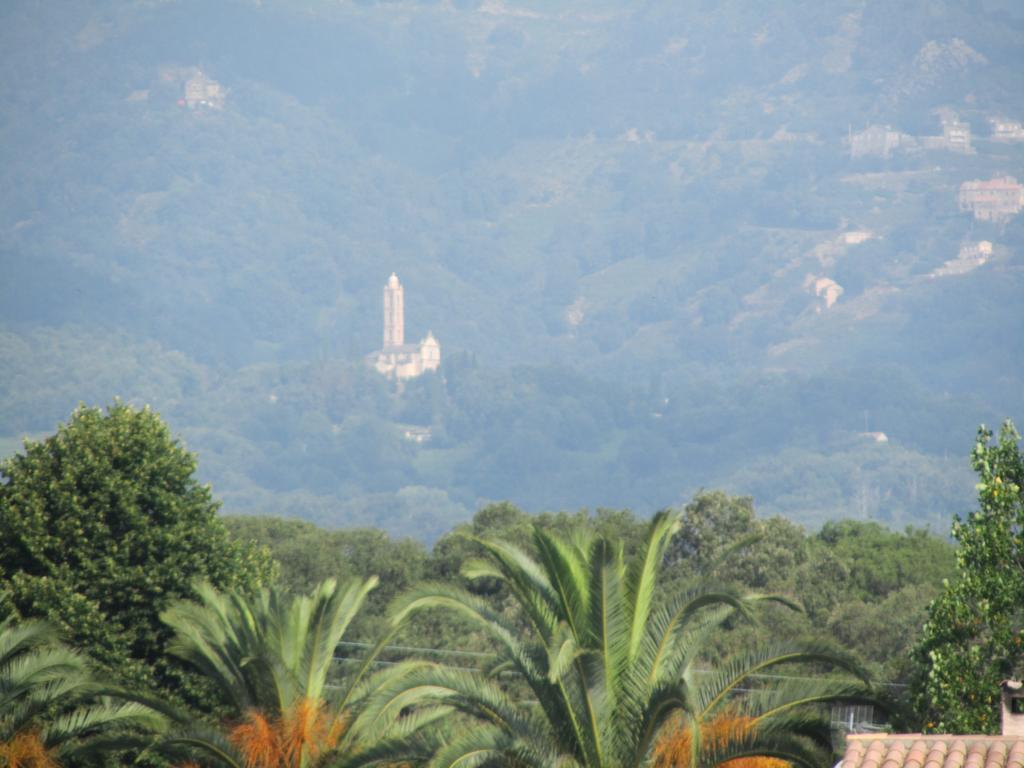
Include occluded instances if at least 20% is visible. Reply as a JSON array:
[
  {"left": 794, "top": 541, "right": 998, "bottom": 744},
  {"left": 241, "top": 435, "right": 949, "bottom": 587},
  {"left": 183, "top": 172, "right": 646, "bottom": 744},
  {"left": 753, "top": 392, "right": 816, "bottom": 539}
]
[{"left": 368, "top": 273, "right": 440, "bottom": 380}]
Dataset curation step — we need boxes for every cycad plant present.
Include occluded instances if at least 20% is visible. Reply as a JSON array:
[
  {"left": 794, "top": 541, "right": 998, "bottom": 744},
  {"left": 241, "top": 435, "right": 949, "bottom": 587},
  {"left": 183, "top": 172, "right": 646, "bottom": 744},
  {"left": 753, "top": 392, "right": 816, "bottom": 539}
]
[
  {"left": 652, "top": 713, "right": 790, "bottom": 768},
  {"left": 0, "top": 616, "right": 164, "bottom": 767},
  {"left": 371, "top": 510, "right": 876, "bottom": 768},
  {"left": 159, "top": 578, "right": 438, "bottom": 768}
]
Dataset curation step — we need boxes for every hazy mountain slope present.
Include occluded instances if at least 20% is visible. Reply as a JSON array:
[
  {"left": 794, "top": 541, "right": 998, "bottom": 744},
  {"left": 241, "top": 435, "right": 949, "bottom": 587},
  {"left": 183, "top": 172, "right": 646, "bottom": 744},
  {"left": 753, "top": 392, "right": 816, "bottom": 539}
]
[{"left": 1, "top": 0, "right": 1022, "bottom": 537}]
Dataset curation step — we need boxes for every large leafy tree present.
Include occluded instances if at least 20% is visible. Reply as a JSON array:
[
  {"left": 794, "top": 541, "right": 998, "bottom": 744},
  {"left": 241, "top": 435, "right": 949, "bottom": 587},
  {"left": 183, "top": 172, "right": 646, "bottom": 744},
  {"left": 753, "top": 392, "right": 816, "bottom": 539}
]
[
  {"left": 159, "top": 578, "right": 439, "bottom": 768},
  {"left": 0, "top": 616, "right": 164, "bottom": 766},
  {"left": 371, "top": 510, "right": 876, "bottom": 768},
  {"left": 0, "top": 403, "right": 274, "bottom": 703},
  {"left": 913, "top": 420, "right": 1024, "bottom": 733}
]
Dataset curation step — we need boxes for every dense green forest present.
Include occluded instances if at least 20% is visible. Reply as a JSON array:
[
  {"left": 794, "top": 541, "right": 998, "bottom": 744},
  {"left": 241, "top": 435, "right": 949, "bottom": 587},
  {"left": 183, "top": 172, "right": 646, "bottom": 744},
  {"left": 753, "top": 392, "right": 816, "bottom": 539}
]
[
  {"left": 223, "top": 496, "right": 956, "bottom": 688},
  {"left": 2, "top": 0, "right": 1023, "bottom": 534}
]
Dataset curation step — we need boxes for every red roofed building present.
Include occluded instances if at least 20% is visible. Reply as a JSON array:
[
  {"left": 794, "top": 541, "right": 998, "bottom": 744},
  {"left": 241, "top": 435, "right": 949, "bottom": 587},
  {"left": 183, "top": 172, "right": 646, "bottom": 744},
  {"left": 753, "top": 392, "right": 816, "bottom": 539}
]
[
  {"left": 840, "top": 683, "right": 1024, "bottom": 768},
  {"left": 958, "top": 176, "right": 1024, "bottom": 222},
  {"left": 841, "top": 734, "right": 1024, "bottom": 768}
]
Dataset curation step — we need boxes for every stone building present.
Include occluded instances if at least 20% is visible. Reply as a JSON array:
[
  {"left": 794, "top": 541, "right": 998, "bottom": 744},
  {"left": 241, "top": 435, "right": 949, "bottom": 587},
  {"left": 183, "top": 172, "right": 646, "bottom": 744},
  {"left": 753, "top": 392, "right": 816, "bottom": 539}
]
[
  {"left": 848, "top": 125, "right": 905, "bottom": 159},
  {"left": 958, "top": 176, "right": 1024, "bottom": 222},
  {"left": 941, "top": 116, "right": 972, "bottom": 153},
  {"left": 932, "top": 241, "right": 993, "bottom": 278},
  {"left": 810, "top": 276, "right": 843, "bottom": 310},
  {"left": 920, "top": 113, "right": 973, "bottom": 153},
  {"left": 368, "top": 273, "right": 441, "bottom": 380},
  {"left": 991, "top": 118, "right": 1024, "bottom": 142},
  {"left": 184, "top": 70, "right": 225, "bottom": 109}
]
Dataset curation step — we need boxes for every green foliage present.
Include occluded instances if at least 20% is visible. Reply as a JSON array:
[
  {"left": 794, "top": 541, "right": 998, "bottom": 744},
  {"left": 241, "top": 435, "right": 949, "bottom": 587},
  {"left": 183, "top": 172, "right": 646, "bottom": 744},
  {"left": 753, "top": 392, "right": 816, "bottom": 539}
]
[
  {"left": 230, "top": 493, "right": 954, "bottom": 691},
  {"left": 827, "top": 583, "right": 940, "bottom": 685},
  {"left": 224, "top": 504, "right": 650, "bottom": 654},
  {"left": 912, "top": 420, "right": 1024, "bottom": 733},
  {"left": 0, "top": 403, "right": 274, "bottom": 706},
  {"left": 222, "top": 516, "right": 430, "bottom": 642},
  {"left": 666, "top": 491, "right": 806, "bottom": 588},
  {"left": 162, "top": 578, "right": 376, "bottom": 713},
  {"left": 159, "top": 579, "right": 433, "bottom": 768},
  {"left": 380, "top": 510, "right": 877, "bottom": 768},
  {"left": 814, "top": 520, "right": 956, "bottom": 602},
  {"left": 0, "top": 616, "right": 165, "bottom": 763}
]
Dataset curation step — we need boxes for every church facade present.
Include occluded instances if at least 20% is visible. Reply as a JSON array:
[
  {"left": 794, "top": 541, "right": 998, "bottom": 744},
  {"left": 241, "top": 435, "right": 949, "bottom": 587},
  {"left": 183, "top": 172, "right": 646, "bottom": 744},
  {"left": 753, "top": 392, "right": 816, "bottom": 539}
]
[{"left": 368, "top": 273, "right": 441, "bottom": 380}]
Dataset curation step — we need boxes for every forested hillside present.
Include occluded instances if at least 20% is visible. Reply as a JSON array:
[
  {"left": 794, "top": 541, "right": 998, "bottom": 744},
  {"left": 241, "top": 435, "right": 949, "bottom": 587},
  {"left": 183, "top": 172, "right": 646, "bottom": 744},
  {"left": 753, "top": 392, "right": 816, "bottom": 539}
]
[{"left": 2, "top": 0, "right": 1022, "bottom": 536}]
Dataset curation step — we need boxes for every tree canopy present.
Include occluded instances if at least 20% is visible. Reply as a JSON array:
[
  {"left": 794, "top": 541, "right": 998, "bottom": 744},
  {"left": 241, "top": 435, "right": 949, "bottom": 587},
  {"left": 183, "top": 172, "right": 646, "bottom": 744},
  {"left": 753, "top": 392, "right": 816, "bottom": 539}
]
[
  {"left": 379, "top": 510, "right": 877, "bottom": 768},
  {"left": 159, "top": 579, "right": 438, "bottom": 768},
  {"left": 912, "top": 420, "right": 1024, "bottom": 733},
  {"left": 0, "top": 403, "right": 273, "bottom": 703},
  {"left": 0, "top": 616, "right": 165, "bottom": 766}
]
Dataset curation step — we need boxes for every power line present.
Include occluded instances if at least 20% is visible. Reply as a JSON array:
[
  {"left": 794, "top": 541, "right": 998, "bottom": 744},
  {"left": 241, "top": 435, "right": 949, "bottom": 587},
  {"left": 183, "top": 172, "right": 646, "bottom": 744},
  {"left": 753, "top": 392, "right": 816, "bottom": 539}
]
[
  {"left": 330, "top": 643, "right": 909, "bottom": 689},
  {"left": 336, "top": 639, "right": 495, "bottom": 659}
]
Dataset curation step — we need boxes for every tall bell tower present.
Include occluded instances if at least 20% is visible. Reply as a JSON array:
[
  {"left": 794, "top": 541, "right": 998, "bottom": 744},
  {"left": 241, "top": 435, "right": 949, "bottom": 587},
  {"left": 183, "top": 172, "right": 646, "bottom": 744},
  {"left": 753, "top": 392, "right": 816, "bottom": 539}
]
[{"left": 383, "top": 273, "right": 404, "bottom": 348}]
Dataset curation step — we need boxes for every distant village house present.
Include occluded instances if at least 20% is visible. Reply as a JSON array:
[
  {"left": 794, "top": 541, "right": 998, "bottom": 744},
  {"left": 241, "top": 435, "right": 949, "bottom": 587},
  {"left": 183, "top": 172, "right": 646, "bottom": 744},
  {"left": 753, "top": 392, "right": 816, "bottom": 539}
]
[
  {"left": 991, "top": 118, "right": 1024, "bottom": 142},
  {"left": 842, "top": 230, "right": 874, "bottom": 245},
  {"left": 848, "top": 113, "right": 978, "bottom": 159},
  {"left": 958, "top": 176, "right": 1024, "bottom": 222},
  {"left": 402, "top": 426, "right": 432, "bottom": 444},
  {"left": 848, "top": 125, "right": 905, "bottom": 159},
  {"left": 941, "top": 116, "right": 972, "bottom": 153},
  {"left": 920, "top": 113, "right": 973, "bottom": 154},
  {"left": 183, "top": 70, "right": 225, "bottom": 109},
  {"left": 811, "top": 276, "right": 843, "bottom": 311},
  {"left": 932, "top": 241, "right": 993, "bottom": 278}
]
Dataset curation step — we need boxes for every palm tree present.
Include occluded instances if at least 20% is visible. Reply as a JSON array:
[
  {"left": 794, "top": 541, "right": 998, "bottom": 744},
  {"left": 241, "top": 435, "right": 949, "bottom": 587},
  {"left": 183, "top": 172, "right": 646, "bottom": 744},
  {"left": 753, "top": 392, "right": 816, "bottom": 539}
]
[
  {"left": 159, "top": 578, "right": 441, "bottom": 768},
  {"left": 0, "top": 616, "right": 165, "bottom": 767},
  {"left": 367, "top": 510, "right": 877, "bottom": 768}
]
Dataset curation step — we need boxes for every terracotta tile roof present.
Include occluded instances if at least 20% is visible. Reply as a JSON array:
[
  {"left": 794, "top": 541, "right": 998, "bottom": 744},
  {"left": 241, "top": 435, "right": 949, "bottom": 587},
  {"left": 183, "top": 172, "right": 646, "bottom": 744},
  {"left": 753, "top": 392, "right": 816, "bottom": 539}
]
[
  {"left": 841, "top": 735, "right": 1024, "bottom": 768},
  {"left": 960, "top": 177, "right": 1023, "bottom": 191}
]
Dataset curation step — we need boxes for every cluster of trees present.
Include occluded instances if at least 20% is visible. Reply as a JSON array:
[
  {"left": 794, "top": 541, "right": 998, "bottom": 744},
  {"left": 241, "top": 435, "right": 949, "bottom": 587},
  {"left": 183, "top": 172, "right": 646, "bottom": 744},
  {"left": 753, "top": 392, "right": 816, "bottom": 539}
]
[
  {"left": 224, "top": 492, "right": 956, "bottom": 687},
  {"left": 912, "top": 422, "right": 1024, "bottom": 733},
  {"left": 1, "top": 404, "right": 1022, "bottom": 768}
]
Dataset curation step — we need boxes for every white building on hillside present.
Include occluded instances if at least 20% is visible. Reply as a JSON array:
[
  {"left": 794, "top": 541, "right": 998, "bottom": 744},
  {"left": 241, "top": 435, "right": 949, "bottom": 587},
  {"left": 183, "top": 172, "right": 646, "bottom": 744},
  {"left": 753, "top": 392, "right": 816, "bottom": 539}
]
[{"left": 367, "top": 273, "right": 441, "bottom": 380}]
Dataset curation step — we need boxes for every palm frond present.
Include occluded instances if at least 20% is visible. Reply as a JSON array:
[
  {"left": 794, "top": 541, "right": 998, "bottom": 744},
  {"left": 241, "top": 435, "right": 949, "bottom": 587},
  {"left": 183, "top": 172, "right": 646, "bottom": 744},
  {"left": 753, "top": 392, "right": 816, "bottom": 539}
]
[
  {"left": 376, "top": 516, "right": 876, "bottom": 768},
  {"left": 584, "top": 537, "right": 631, "bottom": 764},
  {"left": 625, "top": 510, "right": 682, "bottom": 664},
  {"left": 42, "top": 700, "right": 166, "bottom": 750},
  {"left": 467, "top": 536, "right": 562, "bottom": 644},
  {"left": 642, "top": 591, "right": 742, "bottom": 688},
  {"left": 389, "top": 584, "right": 541, "bottom": 681},
  {"left": 741, "top": 678, "right": 879, "bottom": 723},
  {"left": 694, "top": 641, "right": 870, "bottom": 719},
  {"left": 363, "top": 663, "right": 532, "bottom": 734},
  {"left": 163, "top": 584, "right": 264, "bottom": 712},
  {"left": 158, "top": 725, "right": 248, "bottom": 768},
  {"left": 533, "top": 528, "right": 592, "bottom": 641},
  {"left": 0, "top": 620, "right": 166, "bottom": 768},
  {"left": 301, "top": 577, "right": 379, "bottom": 705},
  {"left": 426, "top": 723, "right": 550, "bottom": 768}
]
